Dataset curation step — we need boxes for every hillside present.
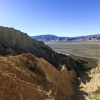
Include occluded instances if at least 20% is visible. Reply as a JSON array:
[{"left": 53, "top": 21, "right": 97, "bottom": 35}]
[
  {"left": 0, "top": 26, "right": 79, "bottom": 100},
  {"left": 0, "top": 26, "right": 100, "bottom": 100},
  {"left": 0, "top": 53, "right": 78, "bottom": 100},
  {"left": 0, "top": 27, "right": 79, "bottom": 70},
  {"left": 32, "top": 34, "right": 100, "bottom": 41}
]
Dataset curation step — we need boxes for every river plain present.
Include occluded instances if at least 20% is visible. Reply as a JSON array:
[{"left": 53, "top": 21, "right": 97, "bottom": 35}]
[{"left": 45, "top": 41, "right": 100, "bottom": 60}]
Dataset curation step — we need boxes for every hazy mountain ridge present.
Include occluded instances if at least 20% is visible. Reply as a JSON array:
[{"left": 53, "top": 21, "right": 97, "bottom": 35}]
[
  {"left": 0, "top": 27, "right": 78, "bottom": 70},
  {"left": 32, "top": 34, "right": 100, "bottom": 41},
  {"left": 32, "top": 35, "right": 69, "bottom": 41}
]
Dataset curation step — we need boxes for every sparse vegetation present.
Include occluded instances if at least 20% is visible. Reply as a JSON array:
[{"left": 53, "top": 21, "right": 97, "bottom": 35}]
[
  {"left": 94, "top": 86, "right": 100, "bottom": 94},
  {"left": 93, "top": 86, "right": 100, "bottom": 100},
  {"left": 66, "top": 55, "right": 98, "bottom": 78},
  {"left": 70, "top": 55, "right": 98, "bottom": 71}
]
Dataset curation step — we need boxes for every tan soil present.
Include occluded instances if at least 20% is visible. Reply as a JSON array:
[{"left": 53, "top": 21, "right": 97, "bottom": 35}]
[{"left": 0, "top": 54, "right": 77, "bottom": 100}]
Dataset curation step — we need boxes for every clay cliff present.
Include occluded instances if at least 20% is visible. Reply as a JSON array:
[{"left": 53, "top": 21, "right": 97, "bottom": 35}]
[
  {"left": 0, "top": 26, "right": 77, "bottom": 70},
  {"left": 0, "top": 26, "right": 79, "bottom": 100},
  {"left": 0, "top": 26, "right": 46, "bottom": 55}
]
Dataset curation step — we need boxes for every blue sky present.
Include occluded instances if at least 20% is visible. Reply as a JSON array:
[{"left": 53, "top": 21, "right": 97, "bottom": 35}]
[{"left": 0, "top": 0, "right": 100, "bottom": 37}]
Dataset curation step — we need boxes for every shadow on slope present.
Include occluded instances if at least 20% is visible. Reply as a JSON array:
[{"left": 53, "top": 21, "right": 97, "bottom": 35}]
[{"left": 71, "top": 55, "right": 98, "bottom": 100}]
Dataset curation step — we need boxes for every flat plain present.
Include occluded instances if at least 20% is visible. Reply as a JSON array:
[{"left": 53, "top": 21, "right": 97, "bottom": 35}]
[{"left": 45, "top": 41, "right": 100, "bottom": 59}]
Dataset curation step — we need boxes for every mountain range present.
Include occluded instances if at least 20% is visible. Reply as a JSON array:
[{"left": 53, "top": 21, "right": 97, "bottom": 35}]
[{"left": 32, "top": 34, "right": 100, "bottom": 41}]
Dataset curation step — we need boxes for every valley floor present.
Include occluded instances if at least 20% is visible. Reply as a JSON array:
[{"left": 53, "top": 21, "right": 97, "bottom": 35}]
[{"left": 45, "top": 41, "right": 100, "bottom": 60}]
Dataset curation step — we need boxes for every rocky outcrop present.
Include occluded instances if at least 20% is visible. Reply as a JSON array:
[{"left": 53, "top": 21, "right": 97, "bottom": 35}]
[{"left": 0, "top": 53, "right": 77, "bottom": 100}]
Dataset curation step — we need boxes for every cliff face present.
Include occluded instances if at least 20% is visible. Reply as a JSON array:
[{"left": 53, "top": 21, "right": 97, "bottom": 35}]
[
  {"left": 0, "top": 27, "right": 79, "bottom": 100},
  {"left": 0, "top": 27, "right": 77, "bottom": 70},
  {"left": 0, "top": 53, "right": 77, "bottom": 100},
  {"left": 0, "top": 27, "right": 46, "bottom": 56}
]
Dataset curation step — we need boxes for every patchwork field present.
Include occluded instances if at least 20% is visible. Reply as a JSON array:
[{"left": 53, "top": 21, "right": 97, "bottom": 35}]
[{"left": 45, "top": 41, "right": 100, "bottom": 59}]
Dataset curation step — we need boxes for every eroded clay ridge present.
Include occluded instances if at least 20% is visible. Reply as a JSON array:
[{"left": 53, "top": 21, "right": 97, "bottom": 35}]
[{"left": 0, "top": 53, "right": 77, "bottom": 100}]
